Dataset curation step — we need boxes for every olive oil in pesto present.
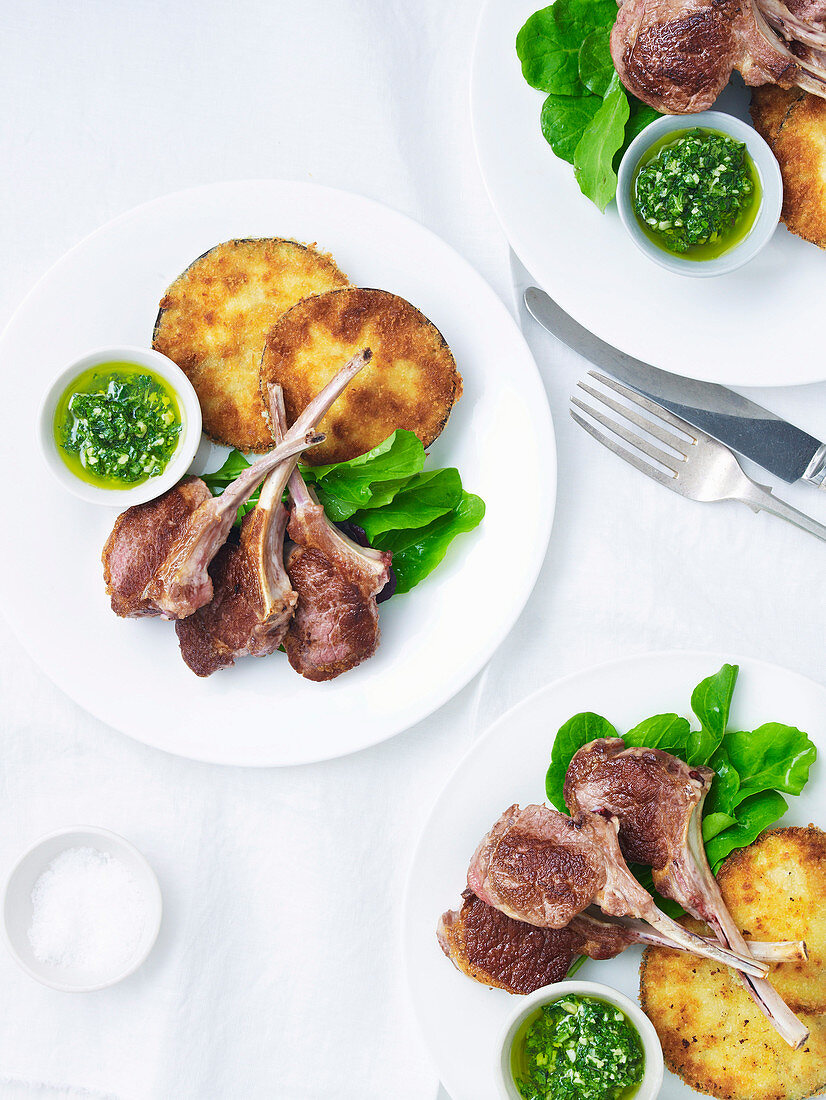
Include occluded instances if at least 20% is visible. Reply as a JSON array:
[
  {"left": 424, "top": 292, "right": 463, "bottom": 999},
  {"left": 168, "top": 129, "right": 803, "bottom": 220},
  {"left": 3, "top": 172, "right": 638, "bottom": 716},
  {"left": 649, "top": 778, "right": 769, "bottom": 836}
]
[
  {"left": 54, "top": 362, "right": 182, "bottom": 489},
  {"left": 632, "top": 128, "right": 762, "bottom": 260},
  {"left": 511, "top": 995, "right": 645, "bottom": 1100}
]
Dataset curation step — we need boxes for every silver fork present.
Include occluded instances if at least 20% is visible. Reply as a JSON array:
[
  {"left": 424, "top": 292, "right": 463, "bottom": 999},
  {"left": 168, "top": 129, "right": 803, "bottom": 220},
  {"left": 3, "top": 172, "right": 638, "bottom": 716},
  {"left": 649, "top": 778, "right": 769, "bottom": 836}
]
[{"left": 571, "top": 371, "right": 826, "bottom": 543}]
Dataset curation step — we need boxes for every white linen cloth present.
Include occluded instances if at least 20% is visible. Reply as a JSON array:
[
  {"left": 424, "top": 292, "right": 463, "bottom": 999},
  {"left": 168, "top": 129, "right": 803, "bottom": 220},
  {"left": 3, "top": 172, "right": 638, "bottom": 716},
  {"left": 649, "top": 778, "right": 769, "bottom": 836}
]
[{"left": 2, "top": 2, "right": 826, "bottom": 1098}]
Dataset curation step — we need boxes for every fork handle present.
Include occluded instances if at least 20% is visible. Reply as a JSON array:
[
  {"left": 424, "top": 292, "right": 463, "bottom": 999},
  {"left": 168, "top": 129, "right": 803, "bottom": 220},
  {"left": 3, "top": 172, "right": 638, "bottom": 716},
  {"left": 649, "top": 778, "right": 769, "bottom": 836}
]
[{"left": 739, "top": 482, "right": 826, "bottom": 543}]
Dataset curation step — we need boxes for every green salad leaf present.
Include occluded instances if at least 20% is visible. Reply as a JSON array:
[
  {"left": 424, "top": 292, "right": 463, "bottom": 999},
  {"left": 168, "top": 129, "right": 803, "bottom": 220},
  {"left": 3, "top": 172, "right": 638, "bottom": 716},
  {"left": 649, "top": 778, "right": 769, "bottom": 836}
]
[
  {"left": 541, "top": 93, "right": 601, "bottom": 164},
  {"left": 369, "top": 492, "right": 485, "bottom": 594},
  {"left": 516, "top": 1, "right": 615, "bottom": 94},
  {"left": 201, "top": 430, "right": 484, "bottom": 597},
  {"left": 573, "top": 73, "right": 630, "bottom": 211},
  {"left": 545, "top": 664, "right": 817, "bottom": 906},
  {"left": 516, "top": 0, "right": 661, "bottom": 208}
]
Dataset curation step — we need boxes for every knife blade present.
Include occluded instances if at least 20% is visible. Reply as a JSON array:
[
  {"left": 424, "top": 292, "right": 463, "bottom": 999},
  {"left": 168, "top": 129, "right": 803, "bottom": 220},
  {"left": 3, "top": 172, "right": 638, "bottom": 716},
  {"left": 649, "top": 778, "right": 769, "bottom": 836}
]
[{"left": 524, "top": 285, "right": 826, "bottom": 488}]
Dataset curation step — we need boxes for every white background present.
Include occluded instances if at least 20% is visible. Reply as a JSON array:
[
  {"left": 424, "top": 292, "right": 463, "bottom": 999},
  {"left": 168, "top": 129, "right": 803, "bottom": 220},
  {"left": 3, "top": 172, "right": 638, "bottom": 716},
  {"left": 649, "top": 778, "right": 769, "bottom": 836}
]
[{"left": 2, "top": 2, "right": 826, "bottom": 1098}]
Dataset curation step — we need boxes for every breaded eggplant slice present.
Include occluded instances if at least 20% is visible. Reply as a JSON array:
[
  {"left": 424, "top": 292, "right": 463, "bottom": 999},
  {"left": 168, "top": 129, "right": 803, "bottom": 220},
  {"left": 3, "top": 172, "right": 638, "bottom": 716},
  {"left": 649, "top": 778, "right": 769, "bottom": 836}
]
[
  {"left": 717, "top": 826, "right": 826, "bottom": 1014},
  {"left": 260, "top": 287, "right": 462, "bottom": 465},
  {"left": 153, "top": 238, "right": 349, "bottom": 452},
  {"left": 640, "top": 916, "right": 826, "bottom": 1100},
  {"left": 751, "top": 87, "right": 826, "bottom": 249}
]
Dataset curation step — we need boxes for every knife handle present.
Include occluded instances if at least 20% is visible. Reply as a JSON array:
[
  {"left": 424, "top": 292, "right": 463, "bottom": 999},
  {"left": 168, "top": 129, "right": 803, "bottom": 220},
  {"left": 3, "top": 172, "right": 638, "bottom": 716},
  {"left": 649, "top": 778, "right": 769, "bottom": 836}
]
[{"left": 803, "top": 443, "right": 826, "bottom": 488}]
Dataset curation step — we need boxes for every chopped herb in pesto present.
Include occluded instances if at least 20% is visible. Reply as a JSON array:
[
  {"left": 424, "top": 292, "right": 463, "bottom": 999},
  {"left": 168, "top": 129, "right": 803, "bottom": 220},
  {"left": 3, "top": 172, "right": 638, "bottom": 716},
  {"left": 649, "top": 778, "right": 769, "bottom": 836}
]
[
  {"left": 511, "top": 994, "right": 644, "bottom": 1100},
  {"left": 56, "top": 364, "right": 182, "bottom": 488},
  {"left": 633, "top": 129, "right": 756, "bottom": 256}
]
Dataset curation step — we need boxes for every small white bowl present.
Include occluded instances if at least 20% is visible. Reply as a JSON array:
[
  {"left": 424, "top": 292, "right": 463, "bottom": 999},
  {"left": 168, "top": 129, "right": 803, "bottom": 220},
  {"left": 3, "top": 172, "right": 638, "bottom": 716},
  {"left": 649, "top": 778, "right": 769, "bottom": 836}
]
[
  {"left": 3, "top": 826, "right": 163, "bottom": 992},
  {"left": 616, "top": 110, "right": 782, "bottom": 278},
  {"left": 38, "top": 344, "right": 202, "bottom": 506},
  {"left": 495, "top": 979, "right": 664, "bottom": 1100}
]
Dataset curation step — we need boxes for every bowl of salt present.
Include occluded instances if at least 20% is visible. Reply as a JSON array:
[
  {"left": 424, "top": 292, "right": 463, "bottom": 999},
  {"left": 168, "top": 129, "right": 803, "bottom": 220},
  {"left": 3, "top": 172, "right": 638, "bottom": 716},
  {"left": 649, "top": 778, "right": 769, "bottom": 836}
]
[{"left": 3, "top": 826, "right": 162, "bottom": 991}]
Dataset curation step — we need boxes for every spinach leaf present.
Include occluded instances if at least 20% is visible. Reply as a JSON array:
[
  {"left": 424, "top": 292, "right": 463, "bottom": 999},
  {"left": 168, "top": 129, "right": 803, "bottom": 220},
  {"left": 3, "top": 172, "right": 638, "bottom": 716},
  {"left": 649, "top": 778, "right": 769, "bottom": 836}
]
[
  {"left": 545, "top": 713, "right": 618, "bottom": 812},
  {"left": 721, "top": 723, "right": 816, "bottom": 807},
  {"left": 305, "top": 430, "right": 426, "bottom": 519},
  {"left": 541, "top": 93, "right": 602, "bottom": 164},
  {"left": 623, "top": 99, "right": 660, "bottom": 147},
  {"left": 371, "top": 492, "right": 485, "bottom": 594},
  {"left": 704, "top": 744, "right": 740, "bottom": 817},
  {"left": 701, "top": 812, "right": 738, "bottom": 843},
  {"left": 706, "top": 791, "right": 788, "bottom": 873},
  {"left": 686, "top": 663, "right": 738, "bottom": 764},
  {"left": 573, "top": 72, "right": 630, "bottom": 211},
  {"left": 201, "top": 449, "right": 251, "bottom": 492},
  {"left": 578, "top": 28, "right": 614, "bottom": 97},
  {"left": 623, "top": 713, "right": 690, "bottom": 756},
  {"left": 516, "top": 1, "right": 616, "bottom": 94},
  {"left": 353, "top": 468, "right": 462, "bottom": 539}
]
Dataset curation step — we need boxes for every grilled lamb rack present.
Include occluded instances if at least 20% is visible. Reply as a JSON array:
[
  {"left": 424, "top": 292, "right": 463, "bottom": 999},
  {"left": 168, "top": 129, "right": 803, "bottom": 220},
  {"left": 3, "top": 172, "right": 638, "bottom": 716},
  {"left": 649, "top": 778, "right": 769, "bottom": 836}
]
[
  {"left": 103, "top": 351, "right": 370, "bottom": 621},
  {"left": 467, "top": 804, "right": 767, "bottom": 978},
  {"left": 437, "top": 892, "right": 804, "bottom": 995},
  {"left": 610, "top": 0, "right": 826, "bottom": 114},
  {"left": 564, "top": 738, "right": 809, "bottom": 1049},
  {"left": 281, "top": 437, "right": 391, "bottom": 682}
]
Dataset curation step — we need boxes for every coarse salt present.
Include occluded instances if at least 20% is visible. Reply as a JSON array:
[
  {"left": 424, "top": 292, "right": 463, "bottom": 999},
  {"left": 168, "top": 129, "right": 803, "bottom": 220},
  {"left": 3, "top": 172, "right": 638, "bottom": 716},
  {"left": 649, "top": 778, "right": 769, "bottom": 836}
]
[{"left": 28, "top": 846, "right": 147, "bottom": 975}]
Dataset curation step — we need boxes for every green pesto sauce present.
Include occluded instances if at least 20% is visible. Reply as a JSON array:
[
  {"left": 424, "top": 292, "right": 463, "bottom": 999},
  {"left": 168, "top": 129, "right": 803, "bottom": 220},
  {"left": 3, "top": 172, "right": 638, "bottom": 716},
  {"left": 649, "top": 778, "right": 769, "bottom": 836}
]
[
  {"left": 511, "top": 995, "right": 645, "bottom": 1100},
  {"left": 54, "top": 362, "right": 182, "bottom": 489},
  {"left": 633, "top": 128, "right": 761, "bottom": 260}
]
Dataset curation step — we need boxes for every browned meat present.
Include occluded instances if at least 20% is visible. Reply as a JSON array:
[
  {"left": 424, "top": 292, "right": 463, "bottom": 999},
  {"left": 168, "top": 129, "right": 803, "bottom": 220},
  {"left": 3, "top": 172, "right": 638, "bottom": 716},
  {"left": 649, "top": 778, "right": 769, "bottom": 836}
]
[
  {"left": 467, "top": 803, "right": 766, "bottom": 977},
  {"left": 102, "top": 351, "right": 370, "bottom": 623},
  {"left": 282, "top": 546, "right": 380, "bottom": 681},
  {"left": 438, "top": 890, "right": 583, "bottom": 993},
  {"left": 281, "top": 434, "right": 391, "bottom": 681},
  {"left": 437, "top": 893, "right": 805, "bottom": 996},
  {"left": 611, "top": 0, "right": 826, "bottom": 113},
  {"left": 102, "top": 477, "right": 211, "bottom": 618},
  {"left": 175, "top": 389, "right": 299, "bottom": 676},
  {"left": 565, "top": 738, "right": 808, "bottom": 1048}
]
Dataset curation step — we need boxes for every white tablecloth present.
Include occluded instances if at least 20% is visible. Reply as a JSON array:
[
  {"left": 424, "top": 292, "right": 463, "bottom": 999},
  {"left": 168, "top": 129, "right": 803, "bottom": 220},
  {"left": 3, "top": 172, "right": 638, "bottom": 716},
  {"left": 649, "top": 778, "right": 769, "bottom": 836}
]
[{"left": 3, "top": 3, "right": 826, "bottom": 1098}]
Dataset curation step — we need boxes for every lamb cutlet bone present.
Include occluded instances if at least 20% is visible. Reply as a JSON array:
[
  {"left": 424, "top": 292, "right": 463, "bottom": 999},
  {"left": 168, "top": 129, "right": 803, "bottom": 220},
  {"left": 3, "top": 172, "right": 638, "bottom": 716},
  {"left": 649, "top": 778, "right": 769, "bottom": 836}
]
[
  {"left": 437, "top": 893, "right": 804, "bottom": 995},
  {"left": 174, "top": 389, "right": 301, "bottom": 675},
  {"left": 135, "top": 351, "right": 371, "bottom": 620},
  {"left": 564, "top": 738, "right": 809, "bottom": 1049},
  {"left": 467, "top": 803, "right": 767, "bottom": 978}
]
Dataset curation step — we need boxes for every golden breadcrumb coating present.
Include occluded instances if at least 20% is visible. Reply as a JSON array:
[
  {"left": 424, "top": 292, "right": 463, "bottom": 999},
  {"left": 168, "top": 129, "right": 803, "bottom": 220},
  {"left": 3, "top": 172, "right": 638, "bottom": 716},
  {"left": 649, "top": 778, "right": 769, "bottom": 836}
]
[
  {"left": 153, "top": 238, "right": 349, "bottom": 452},
  {"left": 717, "top": 826, "right": 826, "bottom": 1014},
  {"left": 260, "top": 287, "right": 462, "bottom": 465},
  {"left": 751, "top": 86, "right": 826, "bottom": 249}
]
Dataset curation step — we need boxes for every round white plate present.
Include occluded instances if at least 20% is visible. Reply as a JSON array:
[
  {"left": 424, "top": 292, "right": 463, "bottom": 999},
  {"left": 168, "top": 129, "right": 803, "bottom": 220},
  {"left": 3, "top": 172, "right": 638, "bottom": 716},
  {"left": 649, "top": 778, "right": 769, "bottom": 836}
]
[
  {"left": 403, "top": 651, "right": 826, "bottom": 1100},
  {"left": 0, "top": 180, "right": 555, "bottom": 766},
  {"left": 471, "top": 0, "right": 826, "bottom": 387}
]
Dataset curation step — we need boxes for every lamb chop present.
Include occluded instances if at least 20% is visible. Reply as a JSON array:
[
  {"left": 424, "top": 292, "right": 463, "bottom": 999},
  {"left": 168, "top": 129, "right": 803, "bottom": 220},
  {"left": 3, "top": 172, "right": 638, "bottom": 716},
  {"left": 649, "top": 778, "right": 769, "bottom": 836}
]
[
  {"left": 103, "top": 351, "right": 370, "bottom": 621},
  {"left": 175, "top": 391, "right": 300, "bottom": 675},
  {"left": 281, "top": 449, "right": 391, "bottom": 682},
  {"left": 564, "top": 738, "right": 809, "bottom": 1048},
  {"left": 467, "top": 803, "right": 767, "bottom": 978},
  {"left": 610, "top": 0, "right": 826, "bottom": 114},
  {"left": 437, "top": 892, "right": 804, "bottom": 995}
]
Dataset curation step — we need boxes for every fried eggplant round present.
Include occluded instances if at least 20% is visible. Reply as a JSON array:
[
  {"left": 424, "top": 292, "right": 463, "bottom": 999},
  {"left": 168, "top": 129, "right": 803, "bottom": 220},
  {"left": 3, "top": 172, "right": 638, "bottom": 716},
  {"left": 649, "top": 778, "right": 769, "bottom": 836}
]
[
  {"left": 153, "top": 238, "right": 349, "bottom": 452},
  {"left": 751, "top": 86, "right": 826, "bottom": 249},
  {"left": 259, "top": 287, "right": 462, "bottom": 465},
  {"left": 640, "top": 916, "right": 826, "bottom": 1100},
  {"left": 717, "top": 826, "right": 826, "bottom": 1014}
]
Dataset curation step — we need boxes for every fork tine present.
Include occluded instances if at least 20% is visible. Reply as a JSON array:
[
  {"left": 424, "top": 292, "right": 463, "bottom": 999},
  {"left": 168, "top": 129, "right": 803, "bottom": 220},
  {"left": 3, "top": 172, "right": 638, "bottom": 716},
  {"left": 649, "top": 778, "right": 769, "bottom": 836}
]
[
  {"left": 577, "top": 380, "right": 689, "bottom": 456},
  {"left": 571, "top": 395, "right": 683, "bottom": 474},
  {"left": 587, "top": 371, "right": 702, "bottom": 438},
  {"left": 570, "top": 410, "right": 677, "bottom": 488}
]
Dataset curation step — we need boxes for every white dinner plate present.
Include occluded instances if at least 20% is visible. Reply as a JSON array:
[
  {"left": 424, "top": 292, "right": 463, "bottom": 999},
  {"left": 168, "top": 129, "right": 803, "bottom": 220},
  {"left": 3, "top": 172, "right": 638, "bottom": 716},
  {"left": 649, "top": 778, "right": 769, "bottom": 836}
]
[
  {"left": 403, "top": 651, "right": 826, "bottom": 1099},
  {"left": 0, "top": 180, "right": 555, "bottom": 766},
  {"left": 471, "top": 0, "right": 826, "bottom": 387}
]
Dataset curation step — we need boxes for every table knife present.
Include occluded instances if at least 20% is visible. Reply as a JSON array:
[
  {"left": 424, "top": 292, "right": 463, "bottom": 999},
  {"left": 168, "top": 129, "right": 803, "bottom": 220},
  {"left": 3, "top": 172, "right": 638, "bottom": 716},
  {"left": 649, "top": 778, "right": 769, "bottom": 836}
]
[{"left": 524, "top": 285, "right": 826, "bottom": 489}]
